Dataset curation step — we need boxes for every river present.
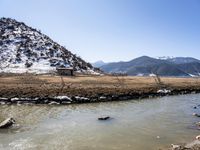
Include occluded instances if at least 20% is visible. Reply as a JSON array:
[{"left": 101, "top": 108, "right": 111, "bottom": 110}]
[{"left": 0, "top": 94, "right": 200, "bottom": 150}]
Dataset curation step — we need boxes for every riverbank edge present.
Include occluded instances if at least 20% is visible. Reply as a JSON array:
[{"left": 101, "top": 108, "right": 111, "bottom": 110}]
[
  {"left": 0, "top": 87, "right": 200, "bottom": 105},
  {"left": 168, "top": 139, "right": 200, "bottom": 150}
]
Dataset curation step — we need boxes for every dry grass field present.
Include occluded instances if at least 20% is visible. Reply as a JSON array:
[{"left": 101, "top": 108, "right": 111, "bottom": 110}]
[{"left": 0, "top": 74, "right": 200, "bottom": 98}]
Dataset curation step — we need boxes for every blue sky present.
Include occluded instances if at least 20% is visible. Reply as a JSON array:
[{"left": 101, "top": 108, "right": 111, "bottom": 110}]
[{"left": 0, "top": 0, "right": 200, "bottom": 62}]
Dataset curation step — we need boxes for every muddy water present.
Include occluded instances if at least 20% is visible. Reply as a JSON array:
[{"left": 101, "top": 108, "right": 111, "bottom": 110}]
[{"left": 0, "top": 94, "right": 200, "bottom": 150}]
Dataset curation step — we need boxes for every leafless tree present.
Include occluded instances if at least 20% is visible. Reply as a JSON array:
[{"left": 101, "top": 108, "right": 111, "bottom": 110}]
[
  {"left": 56, "top": 76, "right": 65, "bottom": 96},
  {"left": 152, "top": 73, "right": 166, "bottom": 88},
  {"left": 113, "top": 75, "right": 127, "bottom": 88},
  {"left": 56, "top": 75, "right": 73, "bottom": 96},
  {"left": 153, "top": 74, "right": 162, "bottom": 85}
]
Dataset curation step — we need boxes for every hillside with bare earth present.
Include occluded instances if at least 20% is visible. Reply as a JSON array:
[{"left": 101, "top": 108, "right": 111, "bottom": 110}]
[{"left": 0, "top": 18, "right": 98, "bottom": 74}]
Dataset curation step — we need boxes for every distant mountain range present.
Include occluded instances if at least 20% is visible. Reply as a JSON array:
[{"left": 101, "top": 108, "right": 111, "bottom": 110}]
[
  {"left": 92, "top": 60, "right": 108, "bottom": 68},
  {"left": 0, "top": 18, "right": 98, "bottom": 74},
  {"left": 97, "top": 56, "right": 200, "bottom": 77}
]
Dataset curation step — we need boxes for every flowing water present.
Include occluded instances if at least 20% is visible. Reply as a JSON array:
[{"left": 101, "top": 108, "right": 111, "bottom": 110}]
[{"left": 0, "top": 94, "right": 200, "bottom": 150}]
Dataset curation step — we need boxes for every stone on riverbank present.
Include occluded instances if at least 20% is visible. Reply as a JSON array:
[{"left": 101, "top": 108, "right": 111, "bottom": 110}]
[
  {"left": 170, "top": 144, "right": 182, "bottom": 150},
  {"left": 169, "top": 139, "right": 200, "bottom": 150}
]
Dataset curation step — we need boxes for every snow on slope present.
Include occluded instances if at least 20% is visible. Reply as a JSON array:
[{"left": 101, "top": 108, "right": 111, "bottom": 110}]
[{"left": 0, "top": 18, "right": 97, "bottom": 74}]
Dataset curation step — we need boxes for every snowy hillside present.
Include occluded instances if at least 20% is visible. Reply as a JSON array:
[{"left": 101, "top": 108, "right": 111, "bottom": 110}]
[{"left": 0, "top": 18, "right": 97, "bottom": 74}]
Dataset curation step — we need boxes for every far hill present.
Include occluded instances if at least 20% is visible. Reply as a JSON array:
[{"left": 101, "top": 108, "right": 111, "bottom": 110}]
[
  {"left": 92, "top": 60, "right": 107, "bottom": 68},
  {"left": 100, "top": 56, "right": 200, "bottom": 77}
]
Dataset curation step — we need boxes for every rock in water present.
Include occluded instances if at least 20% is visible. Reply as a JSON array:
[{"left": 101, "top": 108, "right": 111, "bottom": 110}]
[
  {"left": 193, "top": 113, "right": 200, "bottom": 117},
  {"left": 0, "top": 118, "right": 15, "bottom": 129},
  {"left": 98, "top": 116, "right": 110, "bottom": 121},
  {"left": 196, "top": 122, "right": 200, "bottom": 126},
  {"left": 196, "top": 135, "right": 200, "bottom": 140},
  {"left": 194, "top": 106, "right": 197, "bottom": 109},
  {"left": 171, "top": 144, "right": 182, "bottom": 150}
]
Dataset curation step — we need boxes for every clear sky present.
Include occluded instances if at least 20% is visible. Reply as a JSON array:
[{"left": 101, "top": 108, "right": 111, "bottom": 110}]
[{"left": 0, "top": 0, "right": 200, "bottom": 62}]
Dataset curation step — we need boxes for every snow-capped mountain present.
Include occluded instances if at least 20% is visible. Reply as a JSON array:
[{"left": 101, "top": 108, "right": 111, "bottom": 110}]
[
  {"left": 157, "top": 56, "right": 174, "bottom": 60},
  {"left": 158, "top": 56, "right": 200, "bottom": 64},
  {"left": 100, "top": 56, "right": 200, "bottom": 77},
  {"left": 166, "top": 57, "right": 200, "bottom": 64},
  {"left": 0, "top": 18, "right": 97, "bottom": 74}
]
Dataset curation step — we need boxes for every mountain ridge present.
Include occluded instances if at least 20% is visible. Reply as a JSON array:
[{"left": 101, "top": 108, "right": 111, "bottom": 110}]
[
  {"left": 92, "top": 60, "right": 107, "bottom": 68},
  {"left": 100, "top": 56, "right": 200, "bottom": 77}
]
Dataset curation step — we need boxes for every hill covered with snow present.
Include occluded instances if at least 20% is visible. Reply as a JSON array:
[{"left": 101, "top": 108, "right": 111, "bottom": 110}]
[{"left": 0, "top": 18, "right": 97, "bottom": 74}]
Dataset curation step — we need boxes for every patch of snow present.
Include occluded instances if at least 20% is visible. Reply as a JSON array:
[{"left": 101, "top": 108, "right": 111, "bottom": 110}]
[
  {"left": 75, "top": 96, "right": 89, "bottom": 101},
  {"left": 188, "top": 74, "right": 197, "bottom": 77},
  {"left": 157, "top": 56, "right": 174, "bottom": 60},
  {"left": 157, "top": 89, "right": 171, "bottom": 94},
  {"left": 54, "top": 96, "right": 72, "bottom": 101},
  {"left": 149, "top": 73, "right": 156, "bottom": 77},
  {"left": 136, "top": 73, "right": 144, "bottom": 76},
  {"left": 11, "top": 98, "right": 20, "bottom": 101},
  {"left": 99, "top": 96, "right": 106, "bottom": 100}
]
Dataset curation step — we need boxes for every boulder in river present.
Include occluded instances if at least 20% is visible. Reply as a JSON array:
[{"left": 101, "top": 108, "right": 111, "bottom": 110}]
[
  {"left": 196, "top": 135, "right": 200, "bottom": 140},
  {"left": 196, "top": 122, "right": 200, "bottom": 126},
  {"left": 171, "top": 144, "right": 181, "bottom": 150},
  {"left": 193, "top": 106, "right": 197, "bottom": 109},
  {"left": 193, "top": 113, "right": 200, "bottom": 117},
  {"left": 98, "top": 116, "right": 110, "bottom": 121},
  {"left": 0, "top": 118, "right": 15, "bottom": 129}
]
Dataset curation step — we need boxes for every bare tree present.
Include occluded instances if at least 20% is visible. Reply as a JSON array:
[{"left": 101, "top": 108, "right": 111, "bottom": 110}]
[
  {"left": 113, "top": 74, "right": 127, "bottom": 89},
  {"left": 152, "top": 73, "right": 166, "bottom": 88},
  {"left": 56, "top": 76, "right": 65, "bottom": 96},
  {"left": 56, "top": 75, "right": 73, "bottom": 96},
  {"left": 153, "top": 74, "right": 162, "bottom": 85}
]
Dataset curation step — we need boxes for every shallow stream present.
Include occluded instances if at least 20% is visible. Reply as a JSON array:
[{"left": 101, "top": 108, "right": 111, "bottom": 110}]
[{"left": 0, "top": 94, "right": 200, "bottom": 150}]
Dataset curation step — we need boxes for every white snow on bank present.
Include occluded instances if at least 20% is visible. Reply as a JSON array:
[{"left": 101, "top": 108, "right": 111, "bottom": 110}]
[
  {"left": 136, "top": 73, "right": 144, "bottom": 77},
  {"left": 149, "top": 73, "right": 156, "bottom": 77},
  {"left": 54, "top": 96, "right": 72, "bottom": 101},
  {"left": 157, "top": 89, "right": 171, "bottom": 94}
]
